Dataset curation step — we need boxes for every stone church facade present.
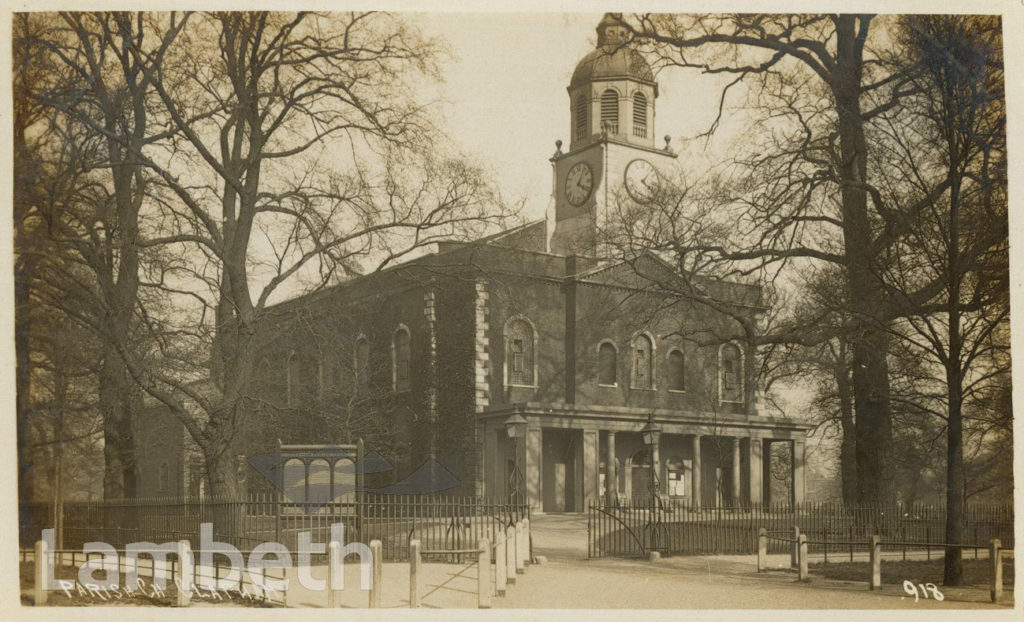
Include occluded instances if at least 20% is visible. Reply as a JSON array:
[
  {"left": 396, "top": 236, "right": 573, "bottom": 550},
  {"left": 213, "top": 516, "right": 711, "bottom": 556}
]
[{"left": 136, "top": 14, "right": 812, "bottom": 511}]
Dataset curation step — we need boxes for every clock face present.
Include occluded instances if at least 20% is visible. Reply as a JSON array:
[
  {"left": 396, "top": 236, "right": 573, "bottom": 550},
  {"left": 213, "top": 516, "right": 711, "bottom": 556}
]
[
  {"left": 564, "top": 162, "right": 594, "bottom": 207},
  {"left": 625, "top": 159, "right": 657, "bottom": 203}
]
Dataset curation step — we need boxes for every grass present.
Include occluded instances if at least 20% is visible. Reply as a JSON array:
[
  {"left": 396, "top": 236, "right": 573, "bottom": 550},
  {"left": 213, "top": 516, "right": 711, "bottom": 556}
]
[{"left": 809, "top": 557, "right": 1014, "bottom": 587}]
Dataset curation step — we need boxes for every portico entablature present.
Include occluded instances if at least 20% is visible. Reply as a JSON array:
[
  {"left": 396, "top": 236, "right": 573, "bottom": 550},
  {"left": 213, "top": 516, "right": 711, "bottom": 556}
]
[{"left": 478, "top": 401, "right": 813, "bottom": 438}]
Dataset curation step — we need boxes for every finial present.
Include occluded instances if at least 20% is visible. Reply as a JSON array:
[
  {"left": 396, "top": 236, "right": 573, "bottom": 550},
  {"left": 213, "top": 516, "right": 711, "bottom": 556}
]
[
  {"left": 553, "top": 139, "right": 563, "bottom": 157},
  {"left": 664, "top": 135, "right": 672, "bottom": 152},
  {"left": 597, "top": 13, "right": 627, "bottom": 47}
]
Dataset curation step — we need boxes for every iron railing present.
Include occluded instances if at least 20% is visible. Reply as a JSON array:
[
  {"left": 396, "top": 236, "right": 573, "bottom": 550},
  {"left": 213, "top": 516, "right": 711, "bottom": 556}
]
[
  {"left": 588, "top": 501, "right": 1014, "bottom": 559},
  {"left": 21, "top": 494, "right": 528, "bottom": 563}
]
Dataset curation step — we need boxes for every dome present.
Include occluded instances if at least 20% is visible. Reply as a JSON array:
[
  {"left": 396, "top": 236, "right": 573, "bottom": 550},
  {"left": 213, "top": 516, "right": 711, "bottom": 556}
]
[{"left": 569, "top": 46, "right": 656, "bottom": 91}]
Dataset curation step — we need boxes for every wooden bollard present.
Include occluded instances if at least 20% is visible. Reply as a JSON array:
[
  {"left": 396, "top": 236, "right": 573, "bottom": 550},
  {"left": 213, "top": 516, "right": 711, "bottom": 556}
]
[
  {"left": 515, "top": 522, "right": 525, "bottom": 574},
  {"left": 34, "top": 539, "right": 48, "bottom": 606},
  {"left": 523, "top": 518, "right": 531, "bottom": 565},
  {"left": 369, "top": 540, "right": 383, "bottom": 608},
  {"left": 869, "top": 535, "right": 881, "bottom": 590},
  {"left": 327, "top": 541, "right": 340, "bottom": 608},
  {"left": 176, "top": 540, "right": 193, "bottom": 607},
  {"left": 990, "top": 539, "right": 1002, "bottom": 603},
  {"left": 757, "top": 528, "right": 767, "bottom": 573},
  {"left": 798, "top": 534, "right": 808, "bottom": 582},
  {"left": 791, "top": 526, "right": 800, "bottom": 568},
  {"left": 505, "top": 525, "right": 517, "bottom": 585},
  {"left": 478, "top": 539, "right": 492, "bottom": 609},
  {"left": 495, "top": 531, "right": 507, "bottom": 596},
  {"left": 409, "top": 539, "right": 421, "bottom": 608}
]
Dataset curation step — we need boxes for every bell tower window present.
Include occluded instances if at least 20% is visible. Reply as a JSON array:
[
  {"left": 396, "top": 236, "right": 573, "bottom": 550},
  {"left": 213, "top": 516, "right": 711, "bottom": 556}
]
[
  {"left": 601, "top": 89, "right": 619, "bottom": 135},
  {"left": 575, "top": 95, "right": 588, "bottom": 140},
  {"left": 633, "top": 92, "right": 648, "bottom": 138}
]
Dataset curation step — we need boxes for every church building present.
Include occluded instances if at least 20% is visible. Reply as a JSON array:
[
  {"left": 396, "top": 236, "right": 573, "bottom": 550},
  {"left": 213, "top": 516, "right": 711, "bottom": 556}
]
[{"left": 136, "top": 14, "right": 812, "bottom": 512}]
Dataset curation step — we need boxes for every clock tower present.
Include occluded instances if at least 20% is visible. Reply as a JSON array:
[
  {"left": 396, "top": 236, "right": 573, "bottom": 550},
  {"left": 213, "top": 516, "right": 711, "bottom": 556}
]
[{"left": 548, "top": 13, "right": 678, "bottom": 255}]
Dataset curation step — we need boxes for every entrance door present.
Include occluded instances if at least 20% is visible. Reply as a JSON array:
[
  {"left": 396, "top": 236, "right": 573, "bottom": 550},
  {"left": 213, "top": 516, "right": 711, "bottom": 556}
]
[
  {"left": 629, "top": 448, "right": 653, "bottom": 505},
  {"left": 631, "top": 467, "right": 652, "bottom": 505},
  {"left": 554, "top": 463, "right": 566, "bottom": 512},
  {"left": 542, "top": 429, "right": 578, "bottom": 512}
]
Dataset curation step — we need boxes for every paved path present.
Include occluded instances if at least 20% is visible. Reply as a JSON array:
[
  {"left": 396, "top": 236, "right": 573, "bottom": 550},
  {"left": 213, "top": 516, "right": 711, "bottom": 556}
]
[
  {"left": 500, "top": 556, "right": 1012, "bottom": 609},
  {"left": 528, "top": 512, "right": 589, "bottom": 561},
  {"left": 514, "top": 512, "right": 1013, "bottom": 609}
]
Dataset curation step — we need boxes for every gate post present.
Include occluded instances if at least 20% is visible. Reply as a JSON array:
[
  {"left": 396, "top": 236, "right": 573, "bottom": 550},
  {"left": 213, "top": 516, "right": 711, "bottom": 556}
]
[
  {"left": 505, "top": 525, "right": 517, "bottom": 585},
  {"left": 757, "top": 528, "right": 767, "bottom": 573},
  {"left": 495, "top": 531, "right": 507, "bottom": 596},
  {"left": 990, "top": 539, "right": 1002, "bottom": 603},
  {"left": 176, "top": 540, "right": 193, "bottom": 607},
  {"left": 409, "top": 539, "right": 421, "bottom": 608},
  {"left": 478, "top": 538, "right": 491, "bottom": 609},
  {"left": 523, "top": 518, "right": 532, "bottom": 565},
  {"left": 798, "top": 534, "right": 808, "bottom": 582},
  {"left": 327, "top": 540, "right": 340, "bottom": 608},
  {"left": 34, "top": 539, "right": 48, "bottom": 606},
  {"left": 368, "top": 540, "right": 382, "bottom": 608},
  {"left": 869, "top": 535, "right": 881, "bottom": 590},
  {"left": 515, "top": 522, "right": 525, "bottom": 574}
]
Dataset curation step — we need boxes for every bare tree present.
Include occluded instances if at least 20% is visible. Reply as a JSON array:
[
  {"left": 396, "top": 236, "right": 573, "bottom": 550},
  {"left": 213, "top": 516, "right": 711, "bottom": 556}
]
[
  {"left": 71, "top": 12, "right": 508, "bottom": 499},
  {"left": 874, "top": 15, "right": 1007, "bottom": 585},
  {"left": 611, "top": 13, "right": 1007, "bottom": 508}
]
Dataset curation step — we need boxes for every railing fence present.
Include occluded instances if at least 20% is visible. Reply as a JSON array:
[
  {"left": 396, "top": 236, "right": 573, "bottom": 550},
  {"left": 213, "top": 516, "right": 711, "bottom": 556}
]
[
  {"left": 588, "top": 501, "right": 1013, "bottom": 559},
  {"left": 21, "top": 494, "right": 528, "bottom": 563}
]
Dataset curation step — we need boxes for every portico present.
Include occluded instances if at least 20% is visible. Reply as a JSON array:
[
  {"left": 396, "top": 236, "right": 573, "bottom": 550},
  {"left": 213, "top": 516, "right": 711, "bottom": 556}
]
[{"left": 480, "top": 403, "right": 812, "bottom": 512}]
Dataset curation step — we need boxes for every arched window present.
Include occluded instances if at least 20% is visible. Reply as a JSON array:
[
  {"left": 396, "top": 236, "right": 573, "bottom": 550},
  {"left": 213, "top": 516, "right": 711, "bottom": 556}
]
[
  {"left": 631, "top": 333, "right": 654, "bottom": 390},
  {"left": 601, "top": 89, "right": 619, "bottom": 134},
  {"left": 354, "top": 336, "right": 370, "bottom": 392},
  {"left": 159, "top": 462, "right": 169, "bottom": 493},
  {"left": 632, "top": 92, "right": 648, "bottom": 138},
  {"left": 575, "top": 94, "right": 588, "bottom": 140},
  {"left": 505, "top": 316, "right": 536, "bottom": 387},
  {"left": 393, "top": 327, "right": 411, "bottom": 393},
  {"left": 630, "top": 448, "right": 651, "bottom": 467},
  {"left": 598, "top": 341, "right": 617, "bottom": 386},
  {"left": 287, "top": 351, "right": 300, "bottom": 406},
  {"left": 668, "top": 348, "right": 685, "bottom": 392},
  {"left": 720, "top": 342, "right": 744, "bottom": 403}
]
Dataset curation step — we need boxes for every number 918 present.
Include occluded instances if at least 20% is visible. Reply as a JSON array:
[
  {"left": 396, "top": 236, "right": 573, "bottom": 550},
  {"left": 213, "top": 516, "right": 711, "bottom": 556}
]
[{"left": 904, "top": 580, "right": 944, "bottom": 602}]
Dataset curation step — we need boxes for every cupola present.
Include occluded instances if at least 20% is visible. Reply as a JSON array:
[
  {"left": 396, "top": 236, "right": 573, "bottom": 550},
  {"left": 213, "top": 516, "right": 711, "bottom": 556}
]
[{"left": 567, "top": 14, "right": 658, "bottom": 150}]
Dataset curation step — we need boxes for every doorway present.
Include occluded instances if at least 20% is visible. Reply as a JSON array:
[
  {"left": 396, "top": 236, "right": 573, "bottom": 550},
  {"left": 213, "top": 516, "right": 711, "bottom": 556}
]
[{"left": 542, "top": 429, "right": 580, "bottom": 512}]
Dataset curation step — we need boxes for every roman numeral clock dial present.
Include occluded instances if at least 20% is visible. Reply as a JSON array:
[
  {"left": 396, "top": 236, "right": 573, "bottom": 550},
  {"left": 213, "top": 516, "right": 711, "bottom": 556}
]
[
  {"left": 625, "top": 158, "right": 657, "bottom": 203},
  {"left": 564, "top": 162, "right": 593, "bottom": 207}
]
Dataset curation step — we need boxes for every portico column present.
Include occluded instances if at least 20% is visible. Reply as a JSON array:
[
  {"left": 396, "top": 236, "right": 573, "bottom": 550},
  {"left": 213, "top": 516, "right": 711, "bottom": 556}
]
[
  {"left": 748, "top": 437, "right": 763, "bottom": 507},
  {"left": 732, "top": 438, "right": 741, "bottom": 507},
  {"left": 606, "top": 432, "right": 617, "bottom": 506},
  {"left": 525, "top": 427, "right": 541, "bottom": 511},
  {"left": 762, "top": 440, "right": 773, "bottom": 506},
  {"left": 691, "top": 435, "right": 702, "bottom": 508},
  {"left": 792, "top": 439, "right": 806, "bottom": 507},
  {"left": 583, "top": 429, "right": 599, "bottom": 509}
]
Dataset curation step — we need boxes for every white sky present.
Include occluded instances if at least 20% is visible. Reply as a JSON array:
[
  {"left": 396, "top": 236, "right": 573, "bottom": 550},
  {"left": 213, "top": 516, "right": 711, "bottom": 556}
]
[{"left": 413, "top": 12, "right": 741, "bottom": 221}]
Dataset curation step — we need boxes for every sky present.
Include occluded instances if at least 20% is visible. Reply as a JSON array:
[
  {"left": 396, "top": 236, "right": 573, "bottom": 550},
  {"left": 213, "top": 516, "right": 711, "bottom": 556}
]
[{"left": 412, "top": 12, "right": 742, "bottom": 222}]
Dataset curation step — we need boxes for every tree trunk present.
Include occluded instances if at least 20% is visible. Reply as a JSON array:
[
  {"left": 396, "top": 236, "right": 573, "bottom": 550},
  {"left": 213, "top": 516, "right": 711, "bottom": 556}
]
[
  {"left": 834, "top": 351, "right": 858, "bottom": 506},
  {"left": 202, "top": 426, "right": 243, "bottom": 544},
  {"left": 100, "top": 351, "right": 138, "bottom": 500},
  {"left": 14, "top": 105, "right": 37, "bottom": 505},
  {"left": 833, "top": 16, "right": 896, "bottom": 505},
  {"left": 943, "top": 146, "right": 965, "bottom": 585}
]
